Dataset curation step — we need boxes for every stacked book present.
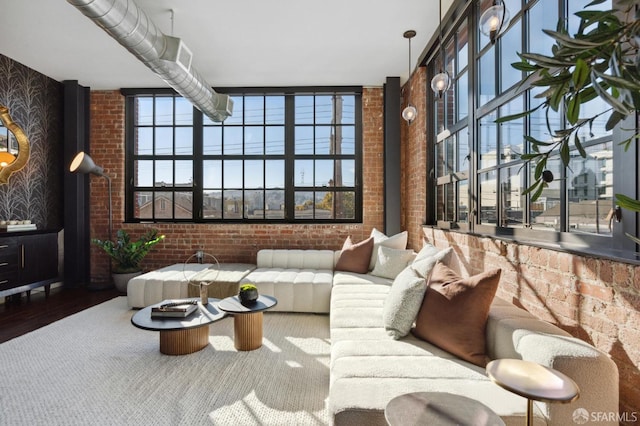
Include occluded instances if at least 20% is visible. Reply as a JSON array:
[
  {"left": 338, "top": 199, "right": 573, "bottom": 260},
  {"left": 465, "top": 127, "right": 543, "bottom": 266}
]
[{"left": 151, "top": 299, "right": 198, "bottom": 318}]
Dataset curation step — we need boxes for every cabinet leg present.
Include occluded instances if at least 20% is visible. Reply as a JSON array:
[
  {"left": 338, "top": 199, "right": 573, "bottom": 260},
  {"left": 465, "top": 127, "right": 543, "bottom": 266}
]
[
  {"left": 45, "top": 284, "right": 50, "bottom": 298},
  {"left": 26, "top": 290, "right": 31, "bottom": 302}
]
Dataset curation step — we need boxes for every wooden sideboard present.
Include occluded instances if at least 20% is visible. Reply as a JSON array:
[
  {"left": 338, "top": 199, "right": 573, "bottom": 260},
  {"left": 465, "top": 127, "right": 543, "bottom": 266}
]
[{"left": 0, "top": 229, "right": 59, "bottom": 299}]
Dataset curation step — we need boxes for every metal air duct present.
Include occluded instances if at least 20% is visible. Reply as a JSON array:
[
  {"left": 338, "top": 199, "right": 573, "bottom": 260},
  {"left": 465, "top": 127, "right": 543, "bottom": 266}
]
[{"left": 67, "top": 0, "right": 233, "bottom": 122}]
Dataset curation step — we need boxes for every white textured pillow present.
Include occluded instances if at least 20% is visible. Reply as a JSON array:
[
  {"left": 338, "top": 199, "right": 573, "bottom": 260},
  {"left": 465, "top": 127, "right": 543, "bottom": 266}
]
[
  {"left": 383, "top": 263, "right": 429, "bottom": 339},
  {"left": 371, "top": 245, "right": 416, "bottom": 279},
  {"left": 412, "top": 247, "right": 452, "bottom": 278},
  {"left": 369, "top": 228, "right": 408, "bottom": 270}
]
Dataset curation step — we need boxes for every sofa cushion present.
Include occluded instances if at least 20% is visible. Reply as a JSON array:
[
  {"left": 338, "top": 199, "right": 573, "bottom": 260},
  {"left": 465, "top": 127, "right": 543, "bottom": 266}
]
[
  {"left": 369, "top": 228, "right": 408, "bottom": 270},
  {"left": 382, "top": 260, "right": 434, "bottom": 339},
  {"left": 371, "top": 246, "right": 416, "bottom": 279},
  {"left": 412, "top": 263, "right": 501, "bottom": 367},
  {"left": 411, "top": 246, "right": 452, "bottom": 278},
  {"left": 335, "top": 236, "right": 374, "bottom": 274},
  {"left": 241, "top": 266, "right": 333, "bottom": 313}
]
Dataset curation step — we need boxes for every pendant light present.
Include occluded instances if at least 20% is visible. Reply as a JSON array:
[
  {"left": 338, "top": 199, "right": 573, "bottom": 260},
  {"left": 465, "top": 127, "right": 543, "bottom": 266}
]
[
  {"left": 479, "top": 0, "right": 511, "bottom": 44},
  {"left": 430, "top": 0, "right": 451, "bottom": 98},
  {"left": 402, "top": 30, "right": 418, "bottom": 124}
]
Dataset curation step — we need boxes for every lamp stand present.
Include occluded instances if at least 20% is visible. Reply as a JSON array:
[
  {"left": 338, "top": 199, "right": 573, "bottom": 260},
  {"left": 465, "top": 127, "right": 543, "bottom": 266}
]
[{"left": 87, "top": 174, "right": 114, "bottom": 291}]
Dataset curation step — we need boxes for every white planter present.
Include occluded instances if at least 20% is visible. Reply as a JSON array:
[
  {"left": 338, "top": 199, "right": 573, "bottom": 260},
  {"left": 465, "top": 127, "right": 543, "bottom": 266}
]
[{"left": 112, "top": 271, "right": 142, "bottom": 293}]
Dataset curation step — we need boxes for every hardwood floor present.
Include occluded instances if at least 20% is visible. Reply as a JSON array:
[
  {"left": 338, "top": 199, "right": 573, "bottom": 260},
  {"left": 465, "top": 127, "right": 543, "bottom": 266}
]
[{"left": 0, "top": 285, "right": 121, "bottom": 344}]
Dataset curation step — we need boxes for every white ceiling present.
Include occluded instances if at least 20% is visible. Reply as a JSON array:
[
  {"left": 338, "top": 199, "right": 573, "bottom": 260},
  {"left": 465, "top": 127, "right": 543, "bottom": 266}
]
[{"left": 1, "top": 0, "right": 453, "bottom": 90}]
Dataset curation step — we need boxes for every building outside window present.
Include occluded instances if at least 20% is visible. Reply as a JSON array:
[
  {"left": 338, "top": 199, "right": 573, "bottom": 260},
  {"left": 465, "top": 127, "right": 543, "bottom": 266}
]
[
  {"left": 429, "top": 0, "right": 636, "bottom": 256},
  {"left": 124, "top": 88, "right": 362, "bottom": 223}
]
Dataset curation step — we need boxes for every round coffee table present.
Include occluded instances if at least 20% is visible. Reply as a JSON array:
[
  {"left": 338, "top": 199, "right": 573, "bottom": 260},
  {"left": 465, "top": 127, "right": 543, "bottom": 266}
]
[
  {"left": 131, "top": 298, "right": 226, "bottom": 355},
  {"left": 218, "top": 294, "right": 277, "bottom": 351},
  {"left": 486, "top": 359, "right": 580, "bottom": 426},
  {"left": 385, "top": 392, "right": 505, "bottom": 426}
]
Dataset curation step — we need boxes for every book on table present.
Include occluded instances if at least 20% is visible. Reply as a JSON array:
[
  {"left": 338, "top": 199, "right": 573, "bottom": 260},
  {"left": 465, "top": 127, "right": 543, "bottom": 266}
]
[{"left": 151, "top": 299, "right": 199, "bottom": 318}]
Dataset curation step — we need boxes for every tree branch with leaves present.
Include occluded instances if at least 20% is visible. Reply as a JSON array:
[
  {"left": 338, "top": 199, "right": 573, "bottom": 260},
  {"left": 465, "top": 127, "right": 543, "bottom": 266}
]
[{"left": 499, "top": 0, "right": 640, "bottom": 211}]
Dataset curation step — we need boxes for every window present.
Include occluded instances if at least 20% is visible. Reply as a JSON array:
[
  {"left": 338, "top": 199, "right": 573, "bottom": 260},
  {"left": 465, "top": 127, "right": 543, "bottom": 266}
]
[
  {"left": 124, "top": 88, "right": 362, "bottom": 223},
  {"left": 429, "top": 0, "right": 636, "bottom": 256}
]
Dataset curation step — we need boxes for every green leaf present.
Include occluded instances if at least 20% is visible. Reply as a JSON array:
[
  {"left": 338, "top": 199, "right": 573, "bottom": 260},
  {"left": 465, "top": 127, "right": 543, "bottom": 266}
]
[
  {"left": 496, "top": 104, "right": 543, "bottom": 123},
  {"left": 591, "top": 71, "right": 631, "bottom": 115},
  {"left": 567, "top": 95, "right": 580, "bottom": 124},
  {"left": 560, "top": 140, "right": 570, "bottom": 166},
  {"left": 572, "top": 59, "right": 590, "bottom": 89},
  {"left": 574, "top": 133, "right": 587, "bottom": 158},
  {"left": 511, "top": 60, "right": 539, "bottom": 72},
  {"left": 542, "top": 29, "right": 604, "bottom": 48},
  {"left": 520, "top": 52, "right": 577, "bottom": 68},
  {"left": 595, "top": 69, "right": 640, "bottom": 91},
  {"left": 605, "top": 110, "right": 624, "bottom": 131},
  {"left": 549, "top": 81, "right": 568, "bottom": 111},
  {"left": 523, "top": 135, "right": 556, "bottom": 146},
  {"left": 616, "top": 194, "right": 640, "bottom": 212}
]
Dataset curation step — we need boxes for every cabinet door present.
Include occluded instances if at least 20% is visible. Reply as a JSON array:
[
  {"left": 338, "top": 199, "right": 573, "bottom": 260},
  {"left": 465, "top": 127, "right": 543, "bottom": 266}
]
[
  {"left": 20, "top": 234, "right": 58, "bottom": 284},
  {"left": 0, "top": 237, "right": 20, "bottom": 290}
]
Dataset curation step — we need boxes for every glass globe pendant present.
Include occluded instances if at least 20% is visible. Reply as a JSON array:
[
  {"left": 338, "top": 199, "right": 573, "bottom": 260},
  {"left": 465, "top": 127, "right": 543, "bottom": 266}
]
[
  {"left": 431, "top": 71, "right": 451, "bottom": 98},
  {"left": 480, "top": 0, "right": 510, "bottom": 43}
]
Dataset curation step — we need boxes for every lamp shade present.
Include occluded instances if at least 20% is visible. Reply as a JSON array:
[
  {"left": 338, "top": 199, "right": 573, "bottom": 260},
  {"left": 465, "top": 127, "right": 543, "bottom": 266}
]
[
  {"left": 402, "top": 105, "right": 418, "bottom": 124},
  {"left": 431, "top": 71, "right": 452, "bottom": 97},
  {"left": 480, "top": 2, "right": 510, "bottom": 42},
  {"left": 70, "top": 152, "right": 104, "bottom": 176}
]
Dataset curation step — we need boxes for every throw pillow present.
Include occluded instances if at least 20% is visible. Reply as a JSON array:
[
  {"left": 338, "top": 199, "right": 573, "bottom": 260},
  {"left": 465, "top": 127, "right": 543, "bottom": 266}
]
[
  {"left": 383, "top": 257, "right": 436, "bottom": 339},
  {"left": 412, "top": 263, "right": 501, "bottom": 367},
  {"left": 369, "top": 228, "right": 408, "bottom": 270},
  {"left": 371, "top": 245, "right": 416, "bottom": 280},
  {"left": 411, "top": 247, "right": 452, "bottom": 279},
  {"left": 335, "top": 236, "right": 374, "bottom": 274}
]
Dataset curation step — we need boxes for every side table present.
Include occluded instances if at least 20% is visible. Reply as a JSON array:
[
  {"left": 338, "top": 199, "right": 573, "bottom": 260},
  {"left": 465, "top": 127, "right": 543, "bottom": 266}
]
[
  {"left": 218, "top": 294, "right": 277, "bottom": 351},
  {"left": 385, "top": 392, "right": 505, "bottom": 426},
  {"left": 486, "top": 359, "right": 579, "bottom": 426},
  {"left": 131, "top": 298, "right": 226, "bottom": 355}
]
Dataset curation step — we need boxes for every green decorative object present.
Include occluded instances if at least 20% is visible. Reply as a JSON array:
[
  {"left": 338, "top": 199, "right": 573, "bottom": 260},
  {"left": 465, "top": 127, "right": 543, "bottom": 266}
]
[
  {"left": 92, "top": 229, "right": 165, "bottom": 274},
  {"left": 239, "top": 283, "right": 259, "bottom": 305}
]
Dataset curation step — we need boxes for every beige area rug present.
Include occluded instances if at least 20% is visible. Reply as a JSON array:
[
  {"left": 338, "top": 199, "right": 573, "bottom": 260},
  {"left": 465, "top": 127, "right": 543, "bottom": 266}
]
[{"left": 0, "top": 297, "right": 331, "bottom": 426}]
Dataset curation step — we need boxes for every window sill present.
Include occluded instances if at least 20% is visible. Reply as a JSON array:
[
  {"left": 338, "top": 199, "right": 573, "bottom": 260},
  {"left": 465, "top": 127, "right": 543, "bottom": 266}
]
[{"left": 423, "top": 225, "right": 640, "bottom": 266}]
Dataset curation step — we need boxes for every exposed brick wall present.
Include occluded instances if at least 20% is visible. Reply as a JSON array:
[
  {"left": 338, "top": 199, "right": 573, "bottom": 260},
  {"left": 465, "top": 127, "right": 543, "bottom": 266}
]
[
  {"left": 400, "top": 67, "right": 428, "bottom": 252},
  {"left": 88, "top": 89, "right": 385, "bottom": 281},
  {"left": 397, "top": 62, "right": 639, "bottom": 418},
  {"left": 421, "top": 228, "right": 640, "bottom": 418}
]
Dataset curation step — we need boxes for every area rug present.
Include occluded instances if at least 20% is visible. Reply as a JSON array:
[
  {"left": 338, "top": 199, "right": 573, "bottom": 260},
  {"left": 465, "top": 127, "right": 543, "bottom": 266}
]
[{"left": 0, "top": 297, "right": 331, "bottom": 425}]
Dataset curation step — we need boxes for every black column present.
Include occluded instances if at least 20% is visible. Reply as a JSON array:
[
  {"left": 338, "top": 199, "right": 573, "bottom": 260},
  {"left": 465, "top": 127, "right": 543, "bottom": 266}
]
[
  {"left": 384, "top": 77, "right": 401, "bottom": 235},
  {"left": 63, "top": 80, "right": 90, "bottom": 288}
]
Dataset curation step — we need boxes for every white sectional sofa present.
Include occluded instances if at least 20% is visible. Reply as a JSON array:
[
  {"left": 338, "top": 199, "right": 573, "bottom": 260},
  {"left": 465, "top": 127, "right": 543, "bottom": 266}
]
[
  {"left": 126, "top": 242, "right": 619, "bottom": 425},
  {"left": 243, "top": 247, "right": 619, "bottom": 426}
]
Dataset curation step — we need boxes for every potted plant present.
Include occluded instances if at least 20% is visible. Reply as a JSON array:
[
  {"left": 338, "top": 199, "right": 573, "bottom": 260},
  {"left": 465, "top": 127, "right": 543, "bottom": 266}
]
[
  {"left": 92, "top": 229, "right": 165, "bottom": 292},
  {"left": 238, "top": 283, "right": 259, "bottom": 305}
]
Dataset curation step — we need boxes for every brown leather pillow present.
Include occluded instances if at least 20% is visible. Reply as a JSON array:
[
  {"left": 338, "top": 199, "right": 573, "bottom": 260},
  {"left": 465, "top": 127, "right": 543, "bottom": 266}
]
[
  {"left": 335, "top": 236, "right": 374, "bottom": 274},
  {"left": 412, "top": 263, "right": 501, "bottom": 367}
]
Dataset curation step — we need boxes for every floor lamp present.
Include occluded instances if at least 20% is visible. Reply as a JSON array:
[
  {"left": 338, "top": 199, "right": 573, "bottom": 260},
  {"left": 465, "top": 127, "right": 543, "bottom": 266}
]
[{"left": 69, "top": 152, "right": 112, "bottom": 242}]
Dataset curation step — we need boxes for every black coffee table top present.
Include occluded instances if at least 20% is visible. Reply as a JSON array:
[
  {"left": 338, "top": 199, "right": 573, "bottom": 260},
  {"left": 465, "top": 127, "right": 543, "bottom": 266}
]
[
  {"left": 218, "top": 295, "right": 277, "bottom": 314},
  {"left": 131, "top": 298, "right": 226, "bottom": 331}
]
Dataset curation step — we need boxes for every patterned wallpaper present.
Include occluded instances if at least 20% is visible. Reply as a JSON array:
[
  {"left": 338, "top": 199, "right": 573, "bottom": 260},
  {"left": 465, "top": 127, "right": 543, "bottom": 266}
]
[{"left": 0, "top": 54, "right": 63, "bottom": 229}]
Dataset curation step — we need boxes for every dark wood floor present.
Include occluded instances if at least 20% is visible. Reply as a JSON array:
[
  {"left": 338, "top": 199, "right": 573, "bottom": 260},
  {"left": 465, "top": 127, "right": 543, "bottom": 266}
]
[{"left": 0, "top": 286, "right": 121, "bottom": 344}]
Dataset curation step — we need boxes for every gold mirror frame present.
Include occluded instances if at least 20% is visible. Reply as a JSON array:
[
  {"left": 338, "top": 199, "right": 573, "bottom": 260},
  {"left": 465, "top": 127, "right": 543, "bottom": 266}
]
[{"left": 0, "top": 106, "right": 29, "bottom": 184}]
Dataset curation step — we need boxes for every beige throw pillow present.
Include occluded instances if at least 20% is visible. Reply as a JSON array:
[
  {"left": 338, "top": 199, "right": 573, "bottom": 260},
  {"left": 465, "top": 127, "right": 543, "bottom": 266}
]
[{"left": 383, "top": 264, "right": 429, "bottom": 339}]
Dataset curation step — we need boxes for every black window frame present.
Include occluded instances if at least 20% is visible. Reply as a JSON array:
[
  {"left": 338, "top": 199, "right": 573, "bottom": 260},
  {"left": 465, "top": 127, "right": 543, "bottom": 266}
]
[
  {"left": 123, "top": 87, "right": 363, "bottom": 224},
  {"left": 426, "top": 0, "right": 639, "bottom": 261}
]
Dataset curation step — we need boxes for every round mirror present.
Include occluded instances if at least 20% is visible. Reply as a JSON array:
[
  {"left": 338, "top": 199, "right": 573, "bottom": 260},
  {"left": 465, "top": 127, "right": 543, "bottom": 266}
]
[{"left": 0, "top": 105, "right": 29, "bottom": 184}]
